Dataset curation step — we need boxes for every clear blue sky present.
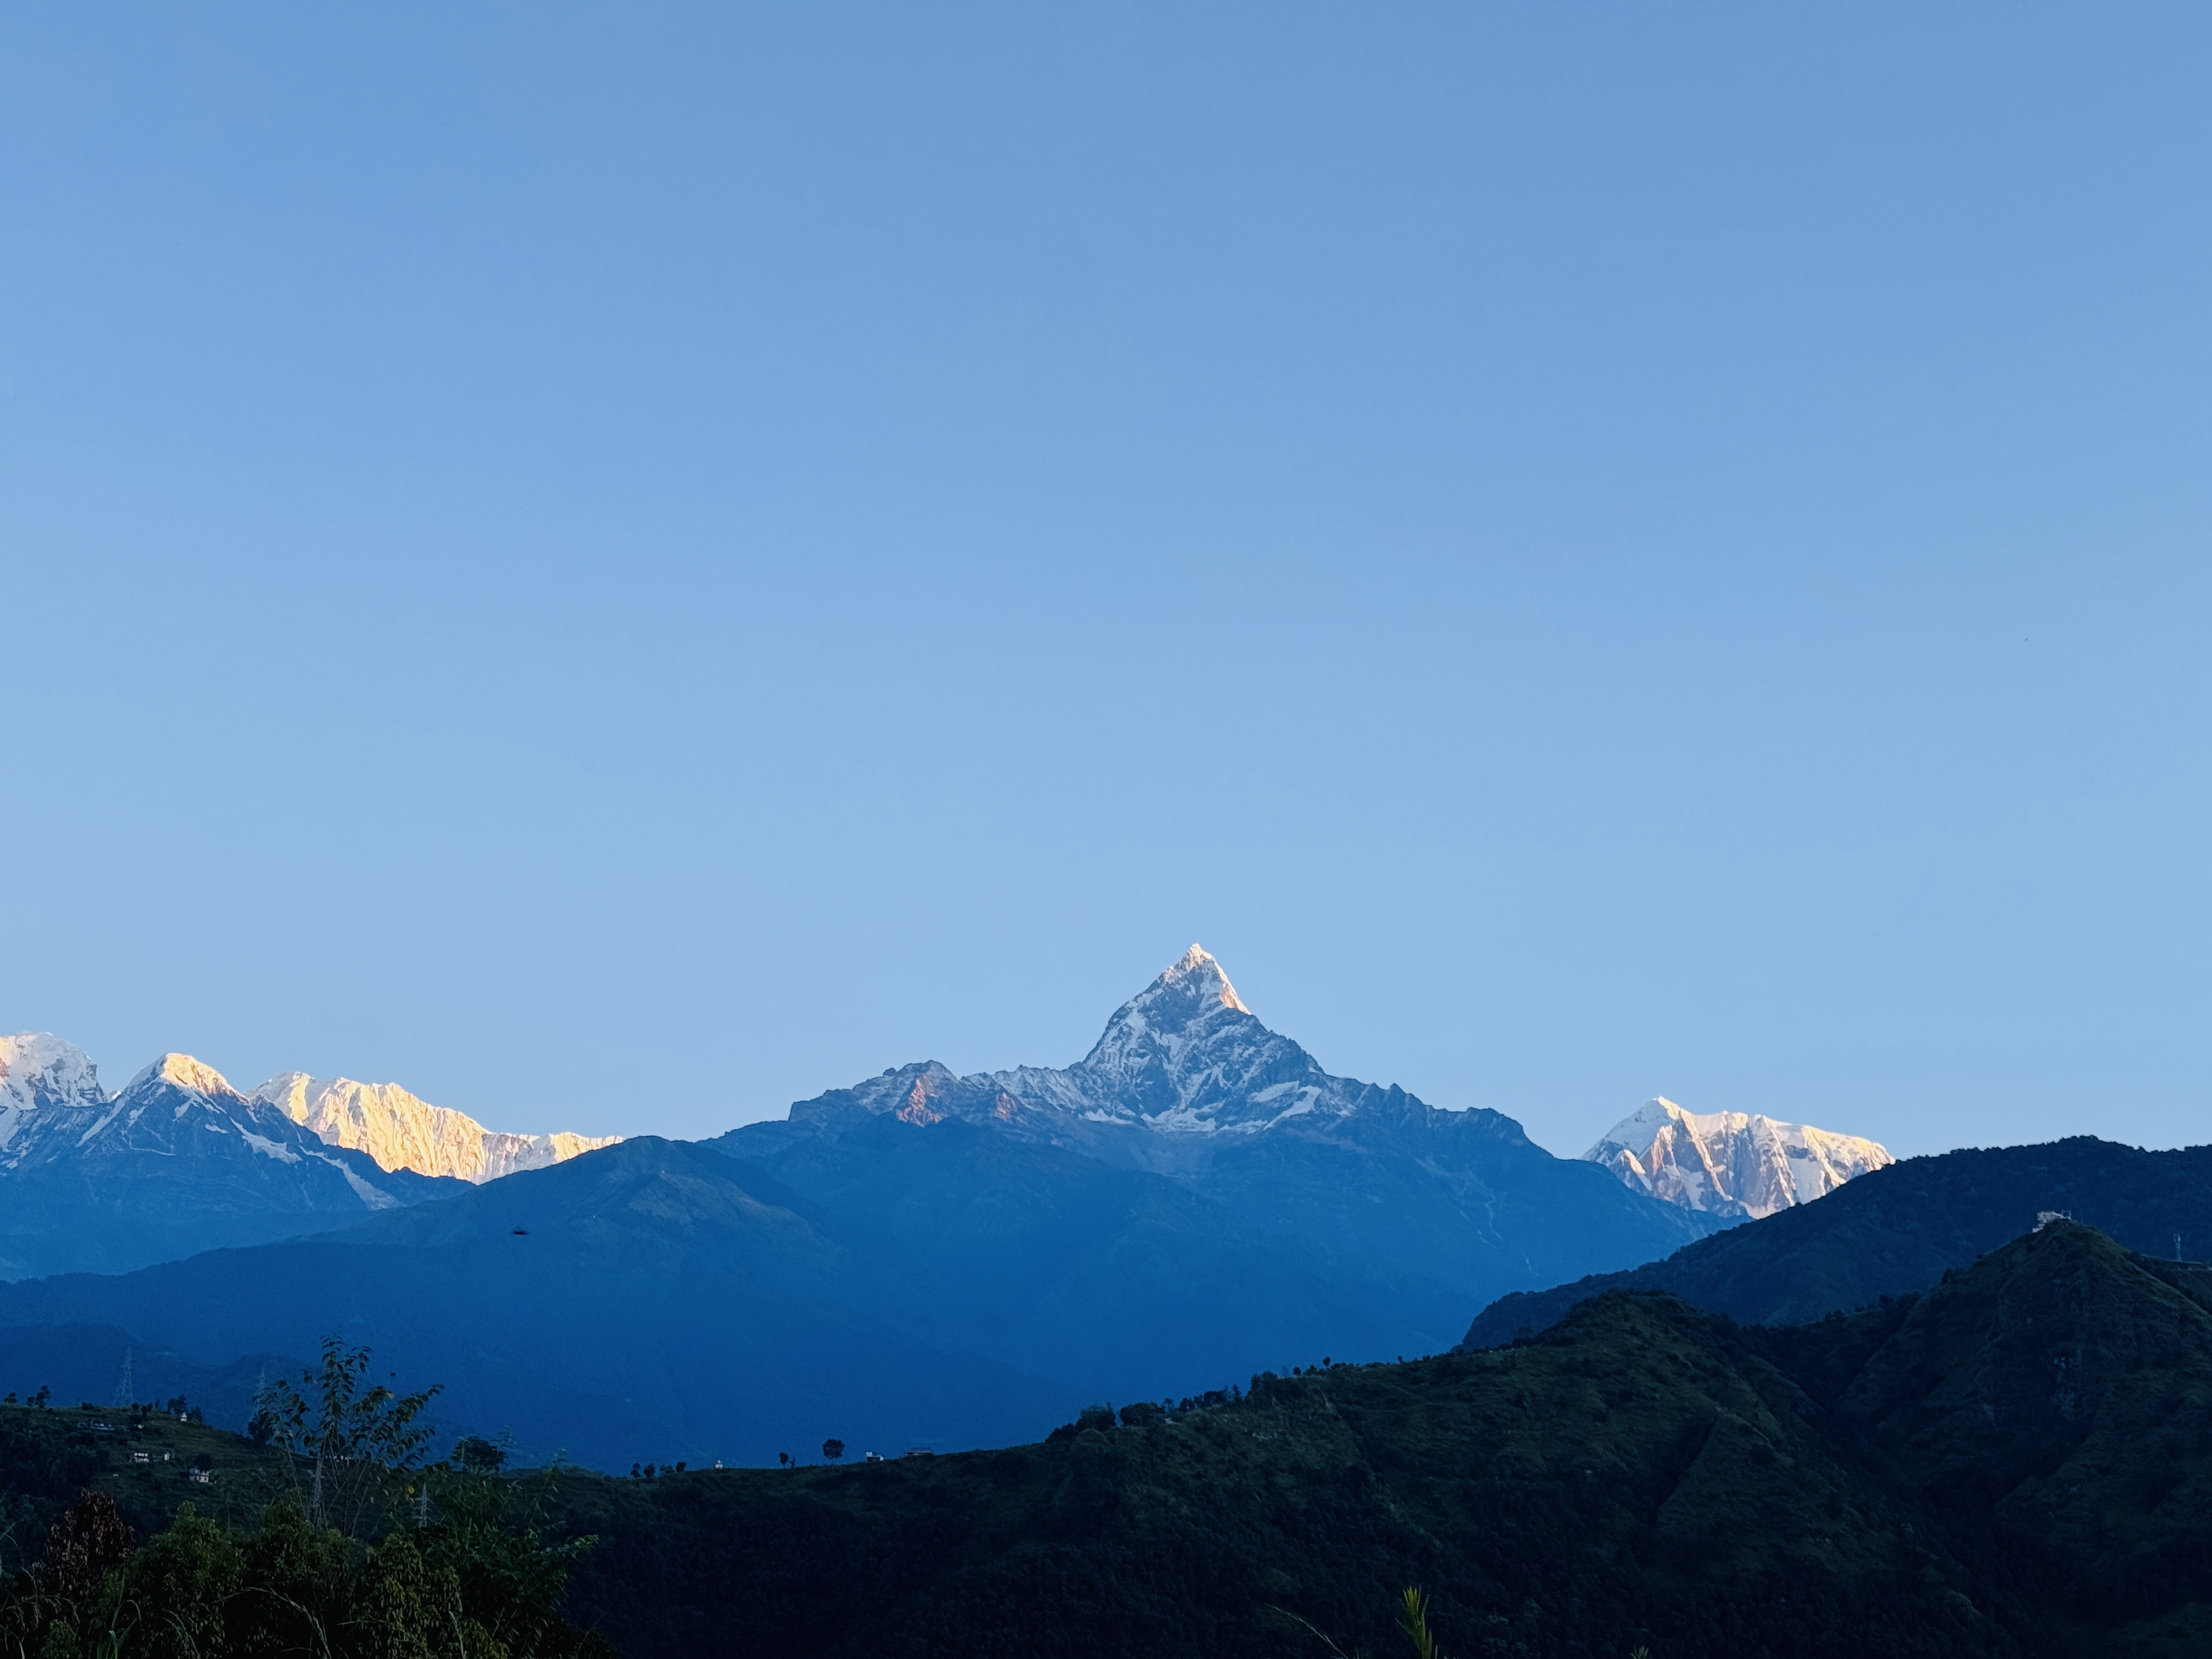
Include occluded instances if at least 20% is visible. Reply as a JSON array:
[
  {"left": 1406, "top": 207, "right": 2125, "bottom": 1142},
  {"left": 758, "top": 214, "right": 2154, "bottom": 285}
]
[{"left": 3, "top": 4, "right": 2207, "bottom": 1159}]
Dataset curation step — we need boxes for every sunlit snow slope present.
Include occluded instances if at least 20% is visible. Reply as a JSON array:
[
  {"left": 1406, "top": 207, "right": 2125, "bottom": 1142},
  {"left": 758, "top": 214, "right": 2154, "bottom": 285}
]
[
  {"left": 1582, "top": 1096, "right": 1891, "bottom": 1220},
  {"left": 249, "top": 1073, "right": 617, "bottom": 1183}
]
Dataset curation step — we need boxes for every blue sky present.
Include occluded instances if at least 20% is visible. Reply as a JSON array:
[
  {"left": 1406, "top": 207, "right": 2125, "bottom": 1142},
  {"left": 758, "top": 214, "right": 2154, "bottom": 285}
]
[{"left": 3, "top": 3, "right": 2207, "bottom": 1159}]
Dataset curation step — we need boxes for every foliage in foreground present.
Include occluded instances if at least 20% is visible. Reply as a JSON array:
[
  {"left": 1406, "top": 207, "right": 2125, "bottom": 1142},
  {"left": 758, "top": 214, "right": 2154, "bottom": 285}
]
[{"left": 0, "top": 1340, "right": 609, "bottom": 1659}]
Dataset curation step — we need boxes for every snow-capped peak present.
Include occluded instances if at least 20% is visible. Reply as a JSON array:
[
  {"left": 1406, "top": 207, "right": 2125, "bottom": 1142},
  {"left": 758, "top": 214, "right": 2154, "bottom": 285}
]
[
  {"left": 127, "top": 1053, "right": 240, "bottom": 1101},
  {"left": 975, "top": 944, "right": 1345, "bottom": 1133},
  {"left": 1582, "top": 1097, "right": 1892, "bottom": 1220},
  {"left": 787, "top": 944, "right": 1455, "bottom": 1144},
  {"left": 0, "top": 1033, "right": 107, "bottom": 1113},
  {"left": 1163, "top": 944, "right": 1251, "bottom": 1014},
  {"left": 246, "top": 1072, "right": 617, "bottom": 1183},
  {"left": 1077, "top": 946, "right": 1261, "bottom": 1081},
  {"left": 0, "top": 1033, "right": 109, "bottom": 1154}
]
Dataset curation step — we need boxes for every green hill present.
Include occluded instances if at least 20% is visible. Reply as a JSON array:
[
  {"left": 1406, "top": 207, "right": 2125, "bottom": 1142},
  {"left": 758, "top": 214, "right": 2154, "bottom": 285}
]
[
  {"left": 548, "top": 1221, "right": 2212, "bottom": 1658},
  {"left": 0, "top": 1398, "right": 284, "bottom": 1558}
]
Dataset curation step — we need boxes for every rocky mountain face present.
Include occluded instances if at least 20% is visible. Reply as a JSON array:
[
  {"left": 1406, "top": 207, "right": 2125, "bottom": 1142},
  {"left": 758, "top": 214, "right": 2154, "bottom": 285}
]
[
  {"left": 1462, "top": 1133, "right": 2212, "bottom": 1347},
  {"left": 0, "top": 1041, "right": 460, "bottom": 1279},
  {"left": 1584, "top": 1095, "right": 1892, "bottom": 1220},
  {"left": 246, "top": 1073, "right": 617, "bottom": 1183},
  {"left": 0, "top": 1137, "right": 1077, "bottom": 1470}
]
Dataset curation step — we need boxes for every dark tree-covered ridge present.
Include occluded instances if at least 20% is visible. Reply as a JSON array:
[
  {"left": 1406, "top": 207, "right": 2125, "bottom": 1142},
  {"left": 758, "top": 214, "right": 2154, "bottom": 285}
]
[
  {"left": 549, "top": 1222, "right": 2212, "bottom": 1659},
  {"left": 1463, "top": 1136, "right": 2212, "bottom": 1347}
]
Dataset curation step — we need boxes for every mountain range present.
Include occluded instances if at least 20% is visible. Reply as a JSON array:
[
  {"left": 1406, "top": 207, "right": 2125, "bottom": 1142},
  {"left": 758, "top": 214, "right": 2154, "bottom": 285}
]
[
  {"left": 710, "top": 947, "right": 1722, "bottom": 1329},
  {"left": 0, "top": 1034, "right": 616, "bottom": 1277},
  {"left": 1582, "top": 1094, "right": 1893, "bottom": 1219},
  {"left": 0, "top": 1042, "right": 459, "bottom": 1280},
  {"left": 0, "top": 949, "right": 1719, "bottom": 1465},
  {"left": 5, "top": 951, "right": 2211, "bottom": 1656}
]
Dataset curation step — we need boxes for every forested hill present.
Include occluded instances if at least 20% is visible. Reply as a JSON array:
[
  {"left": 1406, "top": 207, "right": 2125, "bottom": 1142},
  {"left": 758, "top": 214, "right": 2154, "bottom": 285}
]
[
  {"left": 1461, "top": 1135, "right": 2212, "bottom": 1348},
  {"left": 549, "top": 1221, "right": 2212, "bottom": 1659}
]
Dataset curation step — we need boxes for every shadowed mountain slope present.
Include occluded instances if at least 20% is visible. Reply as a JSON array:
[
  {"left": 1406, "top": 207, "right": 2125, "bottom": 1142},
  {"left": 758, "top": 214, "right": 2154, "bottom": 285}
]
[
  {"left": 0, "top": 1138, "right": 1074, "bottom": 1470},
  {"left": 0, "top": 1120, "right": 1480, "bottom": 1468},
  {"left": 713, "top": 1115, "right": 1430, "bottom": 1403},
  {"left": 551, "top": 1222, "right": 2212, "bottom": 1659},
  {"left": 1462, "top": 1136, "right": 2212, "bottom": 1349}
]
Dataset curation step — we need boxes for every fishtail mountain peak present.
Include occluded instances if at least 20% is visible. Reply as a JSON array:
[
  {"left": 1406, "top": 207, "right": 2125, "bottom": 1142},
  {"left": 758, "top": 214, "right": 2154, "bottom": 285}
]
[{"left": 787, "top": 946, "right": 1381, "bottom": 1138}]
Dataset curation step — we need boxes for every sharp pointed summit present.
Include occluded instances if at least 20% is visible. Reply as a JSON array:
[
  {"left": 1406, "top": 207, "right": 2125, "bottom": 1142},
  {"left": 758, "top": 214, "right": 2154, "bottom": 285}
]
[
  {"left": 1043, "top": 944, "right": 1328, "bottom": 1130},
  {"left": 1162, "top": 944, "right": 1251, "bottom": 1014}
]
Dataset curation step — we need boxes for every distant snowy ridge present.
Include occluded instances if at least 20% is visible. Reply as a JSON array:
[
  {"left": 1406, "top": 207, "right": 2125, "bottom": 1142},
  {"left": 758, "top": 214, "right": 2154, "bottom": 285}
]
[
  {"left": 248, "top": 1074, "right": 617, "bottom": 1183},
  {"left": 0, "top": 1031, "right": 612, "bottom": 1186},
  {"left": 0, "top": 1043, "right": 414, "bottom": 1205},
  {"left": 1583, "top": 1097, "right": 1892, "bottom": 1220}
]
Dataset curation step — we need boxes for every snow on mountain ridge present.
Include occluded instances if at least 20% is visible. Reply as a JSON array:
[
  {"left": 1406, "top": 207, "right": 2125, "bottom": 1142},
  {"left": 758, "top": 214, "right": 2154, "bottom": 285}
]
[
  {"left": 0, "top": 1034, "right": 106, "bottom": 1152},
  {"left": 794, "top": 945, "right": 1395, "bottom": 1139},
  {"left": 1035, "top": 945, "right": 1348, "bottom": 1131},
  {"left": 249, "top": 1073, "right": 617, "bottom": 1183},
  {"left": 1583, "top": 1097, "right": 1892, "bottom": 1220},
  {"left": 0, "top": 1031, "right": 612, "bottom": 1187},
  {"left": 0, "top": 1043, "right": 411, "bottom": 1208},
  {"left": 132, "top": 1053, "right": 237, "bottom": 1099}
]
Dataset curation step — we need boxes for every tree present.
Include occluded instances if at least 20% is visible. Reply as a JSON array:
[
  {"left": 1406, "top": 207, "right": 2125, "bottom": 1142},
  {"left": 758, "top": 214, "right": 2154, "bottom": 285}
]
[
  {"left": 454, "top": 1436, "right": 507, "bottom": 1472},
  {"left": 0, "top": 1489, "right": 137, "bottom": 1659},
  {"left": 121, "top": 1504, "right": 240, "bottom": 1659},
  {"left": 419, "top": 1452, "right": 604, "bottom": 1657},
  {"left": 33, "top": 1491, "right": 134, "bottom": 1606},
  {"left": 249, "top": 1335, "right": 440, "bottom": 1537},
  {"left": 821, "top": 1439, "right": 845, "bottom": 1463}
]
